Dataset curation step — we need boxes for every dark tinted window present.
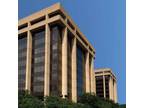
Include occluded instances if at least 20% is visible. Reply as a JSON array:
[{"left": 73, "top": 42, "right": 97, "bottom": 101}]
[
  {"left": 18, "top": 34, "right": 27, "bottom": 91},
  {"left": 50, "top": 26, "right": 62, "bottom": 96},
  {"left": 31, "top": 29, "right": 45, "bottom": 96},
  {"left": 96, "top": 76, "right": 104, "bottom": 98},
  {"left": 77, "top": 45, "right": 85, "bottom": 99},
  {"left": 105, "top": 75, "right": 110, "bottom": 98}
]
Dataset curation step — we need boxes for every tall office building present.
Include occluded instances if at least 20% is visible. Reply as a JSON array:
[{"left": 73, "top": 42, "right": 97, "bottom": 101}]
[
  {"left": 18, "top": 3, "right": 96, "bottom": 102},
  {"left": 95, "top": 68, "right": 117, "bottom": 103}
]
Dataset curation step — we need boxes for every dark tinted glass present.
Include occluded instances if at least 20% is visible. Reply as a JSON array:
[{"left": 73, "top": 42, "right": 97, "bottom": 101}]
[
  {"left": 50, "top": 26, "right": 62, "bottom": 96},
  {"left": 77, "top": 45, "right": 85, "bottom": 99},
  {"left": 31, "top": 29, "right": 45, "bottom": 96},
  {"left": 96, "top": 76, "right": 104, "bottom": 98},
  {"left": 105, "top": 75, "right": 110, "bottom": 98},
  {"left": 18, "top": 35, "right": 27, "bottom": 91}
]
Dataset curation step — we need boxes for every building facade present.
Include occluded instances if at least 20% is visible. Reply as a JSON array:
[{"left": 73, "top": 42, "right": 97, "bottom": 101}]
[
  {"left": 18, "top": 3, "right": 96, "bottom": 102},
  {"left": 95, "top": 68, "right": 117, "bottom": 103}
]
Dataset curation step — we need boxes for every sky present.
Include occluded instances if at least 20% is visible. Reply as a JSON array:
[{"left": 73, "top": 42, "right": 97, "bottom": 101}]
[{"left": 19, "top": 0, "right": 126, "bottom": 104}]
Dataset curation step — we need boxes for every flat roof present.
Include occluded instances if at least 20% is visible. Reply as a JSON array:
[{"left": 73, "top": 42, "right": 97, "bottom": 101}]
[
  {"left": 18, "top": 3, "right": 95, "bottom": 53},
  {"left": 94, "top": 68, "right": 117, "bottom": 81}
]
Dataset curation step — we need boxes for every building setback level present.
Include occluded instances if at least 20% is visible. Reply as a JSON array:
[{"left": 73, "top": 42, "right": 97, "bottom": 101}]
[
  {"left": 18, "top": 3, "right": 96, "bottom": 102},
  {"left": 95, "top": 68, "right": 118, "bottom": 103}
]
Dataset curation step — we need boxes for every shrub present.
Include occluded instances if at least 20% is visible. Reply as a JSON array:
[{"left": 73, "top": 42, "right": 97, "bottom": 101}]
[
  {"left": 79, "top": 93, "right": 120, "bottom": 108},
  {"left": 18, "top": 90, "right": 44, "bottom": 108},
  {"left": 18, "top": 91, "right": 121, "bottom": 108},
  {"left": 120, "top": 104, "right": 126, "bottom": 108},
  {"left": 44, "top": 96, "right": 90, "bottom": 108}
]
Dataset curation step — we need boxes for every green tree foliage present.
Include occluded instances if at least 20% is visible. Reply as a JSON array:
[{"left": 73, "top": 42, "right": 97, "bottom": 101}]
[
  {"left": 18, "top": 91, "right": 121, "bottom": 108},
  {"left": 120, "top": 104, "right": 126, "bottom": 108},
  {"left": 44, "top": 96, "right": 90, "bottom": 108},
  {"left": 79, "top": 93, "right": 120, "bottom": 108},
  {"left": 18, "top": 90, "right": 44, "bottom": 108}
]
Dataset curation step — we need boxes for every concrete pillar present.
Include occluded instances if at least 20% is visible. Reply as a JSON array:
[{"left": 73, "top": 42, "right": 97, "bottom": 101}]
[
  {"left": 90, "top": 57, "right": 96, "bottom": 94},
  {"left": 62, "top": 27, "right": 68, "bottom": 98},
  {"left": 109, "top": 76, "right": 113, "bottom": 100},
  {"left": 85, "top": 51, "right": 90, "bottom": 92},
  {"left": 44, "top": 23, "right": 51, "bottom": 96},
  {"left": 109, "top": 76, "right": 114, "bottom": 101},
  {"left": 115, "top": 82, "right": 118, "bottom": 103},
  {"left": 103, "top": 73, "right": 106, "bottom": 98},
  {"left": 113, "top": 80, "right": 115, "bottom": 102},
  {"left": 71, "top": 37, "right": 77, "bottom": 102},
  {"left": 114, "top": 81, "right": 118, "bottom": 103},
  {"left": 111, "top": 78, "right": 114, "bottom": 101},
  {"left": 25, "top": 30, "right": 32, "bottom": 92},
  {"left": 95, "top": 74, "right": 96, "bottom": 95}
]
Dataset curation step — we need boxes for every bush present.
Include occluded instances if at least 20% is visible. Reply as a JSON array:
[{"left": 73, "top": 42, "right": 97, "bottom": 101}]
[
  {"left": 120, "top": 104, "right": 126, "bottom": 108},
  {"left": 18, "top": 90, "right": 44, "bottom": 108},
  {"left": 44, "top": 96, "right": 90, "bottom": 108},
  {"left": 79, "top": 93, "right": 120, "bottom": 108},
  {"left": 18, "top": 91, "right": 121, "bottom": 108}
]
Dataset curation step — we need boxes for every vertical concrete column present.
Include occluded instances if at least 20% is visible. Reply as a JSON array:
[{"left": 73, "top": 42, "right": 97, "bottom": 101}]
[
  {"left": 44, "top": 19, "right": 51, "bottom": 96},
  {"left": 115, "top": 82, "right": 118, "bottom": 103},
  {"left": 113, "top": 80, "right": 115, "bottom": 102},
  {"left": 71, "top": 37, "right": 77, "bottom": 102},
  {"left": 85, "top": 51, "right": 90, "bottom": 92},
  {"left": 114, "top": 80, "right": 118, "bottom": 103},
  {"left": 103, "top": 73, "right": 106, "bottom": 98},
  {"left": 25, "top": 25, "right": 32, "bottom": 92},
  {"left": 109, "top": 76, "right": 114, "bottom": 101},
  {"left": 109, "top": 76, "right": 111, "bottom": 99},
  {"left": 95, "top": 74, "right": 96, "bottom": 95},
  {"left": 109, "top": 76, "right": 113, "bottom": 100},
  {"left": 62, "top": 27, "right": 68, "bottom": 98},
  {"left": 111, "top": 78, "right": 114, "bottom": 101},
  {"left": 90, "top": 57, "right": 96, "bottom": 94}
]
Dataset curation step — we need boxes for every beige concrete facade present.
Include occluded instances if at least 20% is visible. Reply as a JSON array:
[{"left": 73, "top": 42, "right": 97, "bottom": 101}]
[
  {"left": 44, "top": 23, "right": 51, "bottom": 96},
  {"left": 18, "top": 3, "right": 96, "bottom": 102},
  {"left": 94, "top": 68, "right": 117, "bottom": 103},
  {"left": 90, "top": 58, "right": 96, "bottom": 94},
  {"left": 71, "top": 37, "right": 77, "bottom": 102},
  {"left": 62, "top": 27, "right": 68, "bottom": 98},
  {"left": 25, "top": 30, "right": 32, "bottom": 92},
  {"left": 85, "top": 51, "right": 90, "bottom": 92}
]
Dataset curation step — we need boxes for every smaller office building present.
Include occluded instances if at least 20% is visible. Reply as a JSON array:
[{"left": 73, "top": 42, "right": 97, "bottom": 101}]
[{"left": 95, "top": 68, "right": 117, "bottom": 103}]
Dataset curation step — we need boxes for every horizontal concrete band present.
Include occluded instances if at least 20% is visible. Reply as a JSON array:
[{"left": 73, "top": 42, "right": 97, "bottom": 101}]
[
  {"left": 18, "top": 3, "right": 95, "bottom": 54},
  {"left": 19, "top": 15, "right": 95, "bottom": 57},
  {"left": 19, "top": 3, "right": 96, "bottom": 103}
]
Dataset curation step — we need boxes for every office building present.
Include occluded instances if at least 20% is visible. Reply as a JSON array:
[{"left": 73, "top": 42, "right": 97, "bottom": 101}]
[
  {"left": 95, "top": 68, "right": 117, "bottom": 103},
  {"left": 18, "top": 3, "right": 96, "bottom": 102}
]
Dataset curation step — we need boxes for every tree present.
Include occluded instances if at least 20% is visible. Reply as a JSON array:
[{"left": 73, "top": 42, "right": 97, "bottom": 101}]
[
  {"left": 18, "top": 90, "right": 44, "bottom": 108},
  {"left": 79, "top": 93, "right": 120, "bottom": 108},
  {"left": 120, "top": 104, "right": 126, "bottom": 108},
  {"left": 18, "top": 91, "right": 120, "bottom": 108},
  {"left": 44, "top": 96, "right": 90, "bottom": 108}
]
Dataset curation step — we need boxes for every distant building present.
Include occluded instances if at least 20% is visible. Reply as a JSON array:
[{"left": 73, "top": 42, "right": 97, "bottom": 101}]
[
  {"left": 18, "top": 3, "right": 96, "bottom": 102},
  {"left": 94, "top": 68, "right": 117, "bottom": 103}
]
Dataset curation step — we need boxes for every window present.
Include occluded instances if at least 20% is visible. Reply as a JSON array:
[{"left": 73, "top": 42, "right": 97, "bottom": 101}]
[
  {"left": 77, "top": 45, "right": 85, "bottom": 99},
  {"left": 31, "top": 29, "right": 45, "bottom": 96},
  {"left": 18, "top": 34, "right": 27, "bottom": 91},
  {"left": 50, "top": 26, "right": 62, "bottom": 96}
]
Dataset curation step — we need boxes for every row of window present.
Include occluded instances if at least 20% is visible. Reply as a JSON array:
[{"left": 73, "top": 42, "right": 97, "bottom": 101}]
[
  {"left": 18, "top": 26, "right": 90, "bottom": 100},
  {"left": 77, "top": 45, "right": 85, "bottom": 98},
  {"left": 50, "top": 26, "right": 62, "bottom": 96},
  {"left": 18, "top": 51, "right": 27, "bottom": 58},
  {"left": 18, "top": 36, "right": 27, "bottom": 91},
  {"left": 31, "top": 30, "right": 45, "bottom": 95}
]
